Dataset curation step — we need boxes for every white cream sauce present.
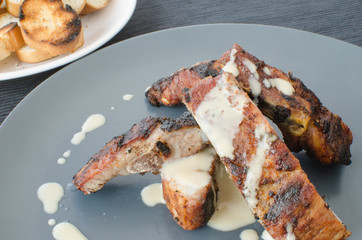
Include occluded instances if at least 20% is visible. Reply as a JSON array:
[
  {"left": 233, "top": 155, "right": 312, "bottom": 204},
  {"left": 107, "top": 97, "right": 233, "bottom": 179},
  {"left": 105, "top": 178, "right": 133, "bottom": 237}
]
[
  {"left": 243, "top": 59, "right": 261, "bottom": 100},
  {"left": 261, "top": 230, "right": 275, "bottom": 240},
  {"left": 243, "top": 125, "right": 276, "bottom": 209},
  {"left": 63, "top": 150, "right": 71, "bottom": 158},
  {"left": 57, "top": 158, "right": 66, "bottom": 165},
  {"left": 249, "top": 78, "right": 262, "bottom": 100},
  {"left": 223, "top": 48, "right": 240, "bottom": 77},
  {"left": 207, "top": 165, "right": 255, "bottom": 231},
  {"left": 286, "top": 223, "right": 296, "bottom": 240},
  {"left": 141, "top": 183, "right": 165, "bottom": 207},
  {"left": 37, "top": 182, "right": 64, "bottom": 214},
  {"left": 263, "top": 67, "right": 272, "bottom": 76},
  {"left": 123, "top": 94, "right": 134, "bottom": 101},
  {"left": 71, "top": 114, "right": 106, "bottom": 145},
  {"left": 239, "top": 229, "right": 259, "bottom": 240},
  {"left": 52, "top": 222, "right": 88, "bottom": 240},
  {"left": 263, "top": 79, "right": 271, "bottom": 88},
  {"left": 243, "top": 59, "right": 259, "bottom": 79},
  {"left": 194, "top": 74, "right": 249, "bottom": 159},
  {"left": 161, "top": 146, "right": 216, "bottom": 195},
  {"left": 265, "top": 78, "right": 294, "bottom": 96},
  {"left": 48, "top": 219, "right": 56, "bottom": 226}
]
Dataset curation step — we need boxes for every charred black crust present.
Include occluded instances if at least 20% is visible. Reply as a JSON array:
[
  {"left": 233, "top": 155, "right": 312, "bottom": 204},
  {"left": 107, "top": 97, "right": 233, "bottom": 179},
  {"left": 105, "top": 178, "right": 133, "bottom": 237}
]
[
  {"left": 266, "top": 183, "right": 302, "bottom": 222},
  {"left": 49, "top": 17, "right": 81, "bottom": 46},
  {"left": 117, "top": 135, "right": 125, "bottom": 148},
  {"left": 182, "top": 88, "right": 191, "bottom": 103},
  {"left": 119, "top": 116, "right": 162, "bottom": 148},
  {"left": 265, "top": 179, "right": 311, "bottom": 224},
  {"left": 190, "top": 60, "right": 220, "bottom": 79},
  {"left": 19, "top": 8, "right": 25, "bottom": 20},
  {"left": 145, "top": 76, "right": 173, "bottom": 106},
  {"left": 64, "top": 4, "right": 77, "bottom": 14},
  {"left": 201, "top": 185, "right": 216, "bottom": 225},
  {"left": 156, "top": 141, "right": 171, "bottom": 157},
  {"left": 275, "top": 151, "right": 296, "bottom": 171},
  {"left": 119, "top": 112, "right": 197, "bottom": 148},
  {"left": 311, "top": 106, "right": 352, "bottom": 165},
  {"left": 160, "top": 111, "right": 197, "bottom": 132},
  {"left": 273, "top": 105, "right": 291, "bottom": 123}
]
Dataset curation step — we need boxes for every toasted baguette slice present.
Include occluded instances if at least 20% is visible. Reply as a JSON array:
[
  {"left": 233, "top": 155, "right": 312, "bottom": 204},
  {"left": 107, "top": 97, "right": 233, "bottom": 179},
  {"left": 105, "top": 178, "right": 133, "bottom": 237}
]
[
  {"left": 19, "top": 0, "right": 83, "bottom": 57},
  {"left": 80, "top": 0, "right": 109, "bottom": 15},
  {"left": 16, "top": 28, "right": 83, "bottom": 63},
  {"left": 16, "top": 45, "right": 52, "bottom": 63},
  {"left": 0, "top": 12, "right": 18, "bottom": 27},
  {"left": 63, "top": 0, "right": 86, "bottom": 14},
  {"left": 0, "top": 38, "right": 11, "bottom": 60},
  {"left": 0, "top": 22, "right": 23, "bottom": 60},
  {"left": 6, "top": 0, "right": 23, "bottom": 17}
]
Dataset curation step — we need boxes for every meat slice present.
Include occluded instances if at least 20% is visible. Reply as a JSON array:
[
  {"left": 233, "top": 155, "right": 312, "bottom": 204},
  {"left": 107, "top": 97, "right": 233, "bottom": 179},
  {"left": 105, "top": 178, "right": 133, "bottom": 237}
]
[
  {"left": 161, "top": 146, "right": 218, "bottom": 230},
  {"left": 182, "top": 72, "right": 351, "bottom": 240},
  {"left": 145, "top": 44, "right": 353, "bottom": 165},
  {"left": 73, "top": 112, "right": 209, "bottom": 194}
]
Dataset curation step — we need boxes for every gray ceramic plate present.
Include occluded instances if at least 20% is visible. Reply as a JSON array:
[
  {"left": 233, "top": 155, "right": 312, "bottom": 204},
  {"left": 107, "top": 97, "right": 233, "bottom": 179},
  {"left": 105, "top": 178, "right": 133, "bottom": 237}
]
[{"left": 0, "top": 24, "right": 361, "bottom": 239}]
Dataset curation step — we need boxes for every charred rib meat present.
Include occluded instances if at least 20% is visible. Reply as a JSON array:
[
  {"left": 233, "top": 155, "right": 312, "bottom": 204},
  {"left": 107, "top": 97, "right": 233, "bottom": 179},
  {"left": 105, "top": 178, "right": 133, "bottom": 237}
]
[
  {"left": 145, "top": 44, "right": 353, "bottom": 165},
  {"left": 73, "top": 112, "right": 209, "bottom": 194},
  {"left": 73, "top": 112, "right": 216, "bottom": 231},
  {"left": 182, "top": 72, "right": 351, "bottom": 239}
]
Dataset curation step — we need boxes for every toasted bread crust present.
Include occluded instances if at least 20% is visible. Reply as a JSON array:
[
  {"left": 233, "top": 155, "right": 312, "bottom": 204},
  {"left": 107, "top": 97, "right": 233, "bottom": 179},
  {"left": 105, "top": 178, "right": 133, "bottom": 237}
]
[
  {"left": 0, "top": 22, "right": 24, "bottom": 50},
  {"left": 16, "top": 45, "right": 52, "bottom": 63},
  {"left": 81, "top": 0, "right": 109, "bottom": 15},
  {"left": 19, "top": 0, "right": 83, "bottom": 56},
  {"left": 63, "top": 0, "right": 86, "bottom": 14},
  {"left": 5, "top": 0, "right": 21, "bottom": 17}
]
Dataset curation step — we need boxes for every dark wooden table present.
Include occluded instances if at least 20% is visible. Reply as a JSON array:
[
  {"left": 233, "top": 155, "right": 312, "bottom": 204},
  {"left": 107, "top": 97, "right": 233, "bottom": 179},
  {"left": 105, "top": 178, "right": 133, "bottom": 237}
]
[{"left": 1, "top": 0, "right": 361, "bottom": 125}]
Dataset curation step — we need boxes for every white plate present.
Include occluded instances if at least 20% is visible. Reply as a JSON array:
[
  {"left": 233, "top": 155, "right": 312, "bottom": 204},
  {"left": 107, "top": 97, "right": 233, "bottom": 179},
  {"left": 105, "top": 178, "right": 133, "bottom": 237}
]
[{"left": 0, "top": 0, "right": 137, "bottom": 81}]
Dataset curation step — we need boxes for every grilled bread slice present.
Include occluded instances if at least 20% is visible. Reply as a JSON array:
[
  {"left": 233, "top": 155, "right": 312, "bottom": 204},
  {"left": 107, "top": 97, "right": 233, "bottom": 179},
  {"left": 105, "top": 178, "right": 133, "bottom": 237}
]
[
  {"left": 19, "top": 0, "right": 83, "bottom": 57},
  {"left": 5, "top": 0, "right": 23, "bottom": 17},
  {"left": 0, "top": 22, "right": 23, "bottom": 60},
  {"left": 63, "top": 0, "right": 86, "bottom": 14},
  {"left": 16, "top": 45, "right": 52, "bottom": 63},
  {"left": 81, "top": 0, "right": 109, "bottom": 15},
  {"left": 0, "top": 12, "right": 18, "bottom": 26},
  {"left": 16, "top": 29, "right": 83, "bottom": 63}
]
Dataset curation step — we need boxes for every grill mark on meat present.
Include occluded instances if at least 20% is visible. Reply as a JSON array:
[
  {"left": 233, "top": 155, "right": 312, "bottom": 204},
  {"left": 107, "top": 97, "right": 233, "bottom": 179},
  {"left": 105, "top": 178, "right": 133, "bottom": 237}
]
[
  {"left": 265, "top": 180, "right": 305, "bottom": 223},
  {"left": 190, "top": 60, "right": 220, "bottom": 79},
  {"left": 160, "top": 111, "right": 197, "bottom": 132},
  {"left": 119, "top": 116, "right": 161, "bottom": 148},
  {"left": 156, "top": 141, "right": 171, "bottom": 157}
]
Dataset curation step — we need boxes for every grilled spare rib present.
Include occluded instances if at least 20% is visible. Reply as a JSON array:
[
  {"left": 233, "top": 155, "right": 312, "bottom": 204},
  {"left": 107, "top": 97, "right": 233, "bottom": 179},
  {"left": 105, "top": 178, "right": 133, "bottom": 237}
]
[
  {"left": 182, "top": 73, "right": 351, "bottom": 240},
  {"left": 161, "top": 146, "right": 218, "bottom": 230},
  {"left": 73, "top": 112, "right": 217, "bottom": 230},
  {"left": 146, "top": 44, "right": 353, "bottom": 165},
  {"left": 73, "top": 112, "right": 209, "bottom": 194}
]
